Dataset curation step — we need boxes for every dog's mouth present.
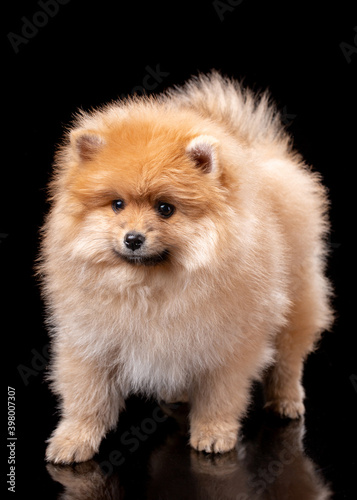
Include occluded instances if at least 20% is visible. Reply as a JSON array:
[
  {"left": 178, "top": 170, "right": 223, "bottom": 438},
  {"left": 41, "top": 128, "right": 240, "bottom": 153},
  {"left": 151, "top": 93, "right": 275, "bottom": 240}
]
[{"left": 114, "top": 249, "right": 170, "bottom": 266}]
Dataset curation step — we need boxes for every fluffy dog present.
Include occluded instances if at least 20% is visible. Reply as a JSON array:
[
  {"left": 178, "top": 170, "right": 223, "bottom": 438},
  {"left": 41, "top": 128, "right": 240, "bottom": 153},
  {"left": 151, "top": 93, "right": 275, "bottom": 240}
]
[{"left": 38, "top": 71, "right": 333, "bottom": 463}]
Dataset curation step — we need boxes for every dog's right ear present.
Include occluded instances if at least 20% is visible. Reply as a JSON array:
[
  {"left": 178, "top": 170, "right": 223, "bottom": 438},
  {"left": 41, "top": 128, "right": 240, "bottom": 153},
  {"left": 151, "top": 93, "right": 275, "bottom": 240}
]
[
  {"left": 186, "top": 135, "right": 219, "bottom": 174},
  {"left": 70, "top": 129, "right": 106, "bottom": 162}
]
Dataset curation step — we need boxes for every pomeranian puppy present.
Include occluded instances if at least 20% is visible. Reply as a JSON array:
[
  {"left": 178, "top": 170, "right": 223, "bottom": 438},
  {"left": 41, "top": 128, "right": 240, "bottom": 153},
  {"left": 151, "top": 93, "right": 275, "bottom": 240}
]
[{"left": 38, "top": 71, "right": 333, "bottom": 464}]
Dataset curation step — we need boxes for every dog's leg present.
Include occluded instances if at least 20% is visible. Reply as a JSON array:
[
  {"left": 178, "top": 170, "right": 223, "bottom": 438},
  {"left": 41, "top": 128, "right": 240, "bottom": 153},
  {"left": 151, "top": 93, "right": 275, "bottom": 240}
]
[
  {"left": 264, "top": 264, "right": 333, "bottom": 418},
  {"left": 189, "top": 364, "right": 251, "bottom": 453},
  {"left": 46, "top": 346, "right": 123, "bottom": 464}
]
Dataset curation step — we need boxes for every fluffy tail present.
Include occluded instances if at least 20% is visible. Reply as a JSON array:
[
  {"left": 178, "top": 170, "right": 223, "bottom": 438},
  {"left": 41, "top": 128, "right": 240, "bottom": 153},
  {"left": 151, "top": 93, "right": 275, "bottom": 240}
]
[{"left": 167, "top": 70, "right": 290, "bottom": 150}]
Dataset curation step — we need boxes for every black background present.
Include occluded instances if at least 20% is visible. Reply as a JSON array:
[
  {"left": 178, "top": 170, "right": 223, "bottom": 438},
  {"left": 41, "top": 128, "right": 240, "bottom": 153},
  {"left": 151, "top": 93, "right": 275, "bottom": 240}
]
[{"left": 3, "top": 1, "right": 356, "bottom": 498}]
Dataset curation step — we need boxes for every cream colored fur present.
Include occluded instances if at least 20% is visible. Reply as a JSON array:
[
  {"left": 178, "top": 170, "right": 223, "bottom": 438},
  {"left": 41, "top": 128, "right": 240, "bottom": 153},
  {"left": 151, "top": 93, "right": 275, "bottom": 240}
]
[{"left": 38, "top": 71, "right": 333, "bottom": 463}]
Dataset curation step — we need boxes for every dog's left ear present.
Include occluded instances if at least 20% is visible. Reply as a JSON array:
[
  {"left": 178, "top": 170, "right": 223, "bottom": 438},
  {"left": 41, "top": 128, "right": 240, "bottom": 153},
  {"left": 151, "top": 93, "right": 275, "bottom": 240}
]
[{"left": 186, "top": 135, "right": 218, "bottom": 174}]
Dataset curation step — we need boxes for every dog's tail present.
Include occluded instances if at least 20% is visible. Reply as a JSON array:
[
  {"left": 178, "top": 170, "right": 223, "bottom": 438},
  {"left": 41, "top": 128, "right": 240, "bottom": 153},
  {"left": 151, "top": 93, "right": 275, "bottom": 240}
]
[{"left": 167, "top": 70, "right": 290, "bottom": 151}]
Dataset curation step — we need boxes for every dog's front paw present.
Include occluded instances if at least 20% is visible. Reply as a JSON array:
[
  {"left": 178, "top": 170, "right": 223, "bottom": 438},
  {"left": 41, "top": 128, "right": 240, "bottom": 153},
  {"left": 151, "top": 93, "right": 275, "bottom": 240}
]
[
  {"left": 264, "top": 398, "right": 305, "bottom": 419},
  {"left": 46, "top": 419, "right": 100, "bottom": 464},
  {"left": 190, "top": 422, "right": 238, "bottom": 454},
  {"left": 46, "top": 435, "right": 96, "bottom": 464}
]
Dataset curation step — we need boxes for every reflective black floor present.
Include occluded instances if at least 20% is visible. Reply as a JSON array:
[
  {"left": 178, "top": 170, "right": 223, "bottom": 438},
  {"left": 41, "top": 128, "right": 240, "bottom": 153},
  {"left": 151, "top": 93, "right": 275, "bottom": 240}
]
[
  {"left": 11, "top": 339, "right": 356, "bottom": 499},
  {"left": 47, "top": 412, "right": 330, "bottom": 500},
  {"left": 47, "top": 405, "right": 333, "bottom": 500}
]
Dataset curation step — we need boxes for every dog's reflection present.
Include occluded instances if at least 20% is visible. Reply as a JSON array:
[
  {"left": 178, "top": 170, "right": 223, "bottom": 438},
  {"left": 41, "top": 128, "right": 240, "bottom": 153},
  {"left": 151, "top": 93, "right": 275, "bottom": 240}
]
[
  {"left": 47, "top": 408, "right": 332, "bottom": 500},
  {"left": 48, "top": 461, "right": 124, "bottom": 500},
  {"left": 188, "top": 415, "right": 333, "bottom": 500}
]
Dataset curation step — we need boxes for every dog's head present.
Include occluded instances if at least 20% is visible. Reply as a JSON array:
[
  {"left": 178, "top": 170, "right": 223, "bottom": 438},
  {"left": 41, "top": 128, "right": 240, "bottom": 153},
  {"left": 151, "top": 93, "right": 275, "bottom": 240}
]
[{"left": 52, "top": 110, "right": 235, "bottom": 275}]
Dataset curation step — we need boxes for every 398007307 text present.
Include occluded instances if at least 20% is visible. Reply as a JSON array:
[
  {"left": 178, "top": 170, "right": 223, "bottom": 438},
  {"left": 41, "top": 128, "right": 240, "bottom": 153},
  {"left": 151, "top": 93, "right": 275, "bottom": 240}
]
[{"left": 7, "top": 387, "right": 16, "bottom": 493}]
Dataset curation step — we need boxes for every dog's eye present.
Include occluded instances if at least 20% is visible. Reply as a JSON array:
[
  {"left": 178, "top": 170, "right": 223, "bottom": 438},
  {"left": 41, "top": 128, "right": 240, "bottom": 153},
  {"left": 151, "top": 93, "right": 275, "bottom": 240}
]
[
  {"left": 157, "top": 202, "right": 175, "bottom": 218},
  {"left": 112, "top": 199, "right": 125, "bottom": 213}
]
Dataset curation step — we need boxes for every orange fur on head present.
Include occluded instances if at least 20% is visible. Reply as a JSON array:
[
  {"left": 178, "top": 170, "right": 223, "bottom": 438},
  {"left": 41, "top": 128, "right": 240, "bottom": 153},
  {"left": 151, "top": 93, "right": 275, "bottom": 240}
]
[{"left": 38, "top": 71, "right": 333, "bottom": 463}]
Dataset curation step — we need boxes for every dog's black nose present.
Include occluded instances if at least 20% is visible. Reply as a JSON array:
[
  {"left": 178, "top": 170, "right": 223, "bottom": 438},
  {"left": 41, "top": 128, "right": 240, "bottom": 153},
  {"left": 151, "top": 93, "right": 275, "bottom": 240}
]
[{"left": 124, "top": 232, "right": 146, "bottom": 251}]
